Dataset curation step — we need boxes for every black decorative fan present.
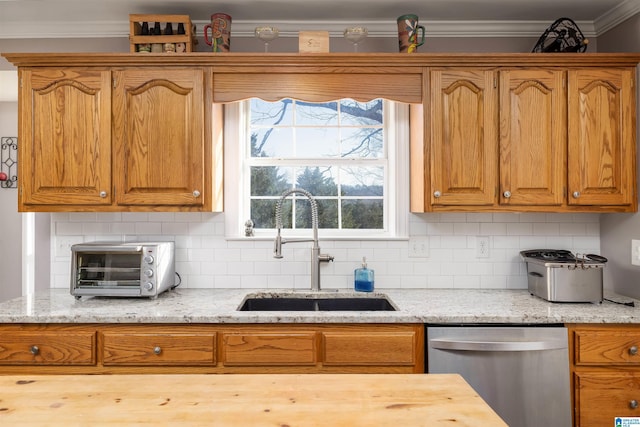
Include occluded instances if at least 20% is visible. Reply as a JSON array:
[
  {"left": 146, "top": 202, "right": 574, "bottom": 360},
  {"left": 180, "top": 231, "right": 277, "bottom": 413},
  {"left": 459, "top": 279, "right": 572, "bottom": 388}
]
[{"left": 532, "top": 17, "right": 589, "bottom": 53}]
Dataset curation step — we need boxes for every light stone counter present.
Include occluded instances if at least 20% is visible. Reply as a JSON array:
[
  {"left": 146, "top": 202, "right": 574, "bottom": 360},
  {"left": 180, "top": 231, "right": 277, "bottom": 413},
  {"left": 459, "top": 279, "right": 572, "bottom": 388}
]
[{"left": 1, "top": 288, "right": 640, "bottom": 324}]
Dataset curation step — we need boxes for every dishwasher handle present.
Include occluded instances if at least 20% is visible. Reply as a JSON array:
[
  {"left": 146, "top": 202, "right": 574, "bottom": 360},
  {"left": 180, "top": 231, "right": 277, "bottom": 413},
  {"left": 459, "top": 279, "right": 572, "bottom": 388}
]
[{"left": 429, "top": 338, "right": 567, "bottom": 352}]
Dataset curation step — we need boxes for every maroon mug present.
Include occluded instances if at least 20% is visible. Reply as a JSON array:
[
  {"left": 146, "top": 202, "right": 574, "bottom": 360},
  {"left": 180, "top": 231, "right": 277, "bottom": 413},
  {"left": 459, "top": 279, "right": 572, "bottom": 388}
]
[{"left": 204, "top": 13, "right": 232, "bottom": 52}]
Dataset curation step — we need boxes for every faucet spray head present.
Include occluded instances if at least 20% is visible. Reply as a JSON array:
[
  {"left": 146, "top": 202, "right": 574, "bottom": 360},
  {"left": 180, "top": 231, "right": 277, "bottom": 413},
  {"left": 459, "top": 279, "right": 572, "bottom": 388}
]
[{"left": 274, "top": 230, "right": 283, "bottom": 258}]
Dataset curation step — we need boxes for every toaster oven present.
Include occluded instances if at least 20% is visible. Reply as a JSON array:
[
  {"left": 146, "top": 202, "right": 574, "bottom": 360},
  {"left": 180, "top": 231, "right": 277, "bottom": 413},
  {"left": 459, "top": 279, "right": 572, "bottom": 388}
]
[{"left": 70, "top": 242, "right": 175, "bottom": 299}]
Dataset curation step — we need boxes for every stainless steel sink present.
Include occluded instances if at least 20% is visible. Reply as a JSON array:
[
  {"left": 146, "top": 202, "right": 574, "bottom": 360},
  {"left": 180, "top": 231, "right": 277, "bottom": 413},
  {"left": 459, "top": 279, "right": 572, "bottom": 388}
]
[{"left": 238, "top": 293, "right": 397, "bottom": 311}]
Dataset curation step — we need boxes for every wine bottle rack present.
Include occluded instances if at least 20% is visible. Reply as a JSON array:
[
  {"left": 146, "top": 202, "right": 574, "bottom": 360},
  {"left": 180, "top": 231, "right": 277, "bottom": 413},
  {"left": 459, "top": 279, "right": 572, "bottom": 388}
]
[{"left": 129, "top": 14, "right": 197, "bottom": 53}]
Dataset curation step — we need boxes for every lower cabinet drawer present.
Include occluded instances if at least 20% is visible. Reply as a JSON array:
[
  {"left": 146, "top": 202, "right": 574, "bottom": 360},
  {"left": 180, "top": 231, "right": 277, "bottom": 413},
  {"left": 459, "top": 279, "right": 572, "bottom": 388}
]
[
  {"left": 222, "top": 332, "right": 317, "bottom": 366},
  {"left": 0, "top": 332, "right": 96, "bottom": 365},
  {"left": 102, "top": 333, "right": 216, "bottom": 366},
  {"left": 575, "top": 372, "right": 640, "bottom": 427},
  {"left": 322, "top": 331, "right": 416, "bottom": 366},
  {"left": 574, "top": 330, "right": 640, "bottom": 364}
]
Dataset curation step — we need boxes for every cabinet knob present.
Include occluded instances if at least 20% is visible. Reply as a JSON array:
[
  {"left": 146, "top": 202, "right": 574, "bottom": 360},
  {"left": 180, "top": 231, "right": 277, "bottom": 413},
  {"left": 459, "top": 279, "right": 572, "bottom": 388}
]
[
  {"left": 30, "top": 345, "right": 39, "bottom": 355},
  {"left": 433, "top": 191, "right": 441, "bottom": 198},
  {"left": 572, "top": 191, "right": 580, "bottom": 199},
  {"left": 153, "top": 346, "right": 162, "bottom": 355},
  {"left": 503, "top": 191, "right": 511, "bottom": 198},
  {"left": 630, "top": 400, "right": 639, "bottom": 409},
  {"left": 99, "top": 191, "right": 107, "bottom": 198},
  {"left": 193, "top": 190, "right": 201, "bottom": 198},
  {"left": 630, "top": 346, "right": 638, "bottom": 355}
]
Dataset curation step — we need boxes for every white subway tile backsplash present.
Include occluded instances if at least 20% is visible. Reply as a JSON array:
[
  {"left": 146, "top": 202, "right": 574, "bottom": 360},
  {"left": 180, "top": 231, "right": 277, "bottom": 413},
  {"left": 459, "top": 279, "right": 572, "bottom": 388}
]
[
  {"left": 49, "top": 212, "right": 601, "bottom": 290},
  {"left": 135, "top": 222, "right": 162, "bottom": 235}
]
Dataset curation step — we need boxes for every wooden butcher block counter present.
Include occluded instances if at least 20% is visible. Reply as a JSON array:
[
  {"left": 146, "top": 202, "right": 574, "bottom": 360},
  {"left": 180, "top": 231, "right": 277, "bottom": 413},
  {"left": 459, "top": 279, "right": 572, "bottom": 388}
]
[{"left": 0, "top": 373, "right": 506, "bottom": 426}]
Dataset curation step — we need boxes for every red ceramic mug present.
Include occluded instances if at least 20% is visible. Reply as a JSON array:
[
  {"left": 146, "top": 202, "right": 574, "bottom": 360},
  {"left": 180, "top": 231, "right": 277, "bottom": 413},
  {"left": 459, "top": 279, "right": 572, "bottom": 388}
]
[{"left": 204, "top": 13, "right": 232, "bottom": 52}]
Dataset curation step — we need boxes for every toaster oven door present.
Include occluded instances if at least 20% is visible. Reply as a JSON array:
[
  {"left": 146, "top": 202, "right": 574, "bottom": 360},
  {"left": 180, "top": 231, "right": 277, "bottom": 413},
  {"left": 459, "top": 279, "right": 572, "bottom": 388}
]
[{"left": 72, "top": 249, "right": 144, "bottom": 297}]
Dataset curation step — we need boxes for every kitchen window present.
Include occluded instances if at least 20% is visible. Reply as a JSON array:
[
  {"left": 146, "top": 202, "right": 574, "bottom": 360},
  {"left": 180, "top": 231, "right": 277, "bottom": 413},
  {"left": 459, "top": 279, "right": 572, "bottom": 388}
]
[{"left": 224, "top": 98, "right": 408, "bottom": 239}]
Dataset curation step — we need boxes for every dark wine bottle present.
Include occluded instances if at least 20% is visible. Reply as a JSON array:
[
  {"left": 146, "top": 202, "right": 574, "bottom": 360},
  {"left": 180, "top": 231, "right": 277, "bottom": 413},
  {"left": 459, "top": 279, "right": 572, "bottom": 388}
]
[
  {"left": 137, "top": 21, "right": 151, "bottom": 53},
  {"left": 163, "top": 22, "right": 175, "bottom": 52},
  {"left": 176, "top": 23, "right": 187, "bottom": 53},
  {"left": 151, "top": 22, "right": 163, "bottom": 53}
]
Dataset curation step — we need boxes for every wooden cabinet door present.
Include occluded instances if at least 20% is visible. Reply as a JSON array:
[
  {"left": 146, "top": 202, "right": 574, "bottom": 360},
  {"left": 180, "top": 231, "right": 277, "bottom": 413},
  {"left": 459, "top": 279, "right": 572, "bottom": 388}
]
[
  {"left": 430, "top": 69, "right": 498, "bottom": 206},
  {"left": 113, "top": 69, "right": 206, "bottom": 206},
  {"left": 499, "top": 69, "right": 566, "bottom": 206},
  {"left": 20, "top": 69, "right": 112, "bottom": 208},
  {"left": 568, "top": 68, "right": 636, "bottom": 207},
  {"left": 574, "top": 372, "right": 640, "bottom": 427}
]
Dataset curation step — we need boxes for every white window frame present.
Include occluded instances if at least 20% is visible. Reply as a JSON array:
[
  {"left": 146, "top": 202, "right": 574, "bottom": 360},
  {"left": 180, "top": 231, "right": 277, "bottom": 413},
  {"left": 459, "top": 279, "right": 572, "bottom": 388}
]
[{"left": 224, "top": 99, "right": 409, "bottom": 240}]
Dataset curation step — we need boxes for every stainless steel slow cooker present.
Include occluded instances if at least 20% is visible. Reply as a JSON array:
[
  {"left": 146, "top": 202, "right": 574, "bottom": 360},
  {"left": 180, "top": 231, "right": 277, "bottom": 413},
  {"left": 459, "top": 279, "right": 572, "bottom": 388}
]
[{"left": 520, "top": 249, "right": 607, "bottom": 303}]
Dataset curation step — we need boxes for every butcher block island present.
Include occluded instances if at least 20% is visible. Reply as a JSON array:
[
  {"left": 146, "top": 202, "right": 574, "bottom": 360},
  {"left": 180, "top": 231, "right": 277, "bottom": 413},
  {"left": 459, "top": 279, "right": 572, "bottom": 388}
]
[{"left": 0, "top": 373, "right": 507, "bottom": 426}]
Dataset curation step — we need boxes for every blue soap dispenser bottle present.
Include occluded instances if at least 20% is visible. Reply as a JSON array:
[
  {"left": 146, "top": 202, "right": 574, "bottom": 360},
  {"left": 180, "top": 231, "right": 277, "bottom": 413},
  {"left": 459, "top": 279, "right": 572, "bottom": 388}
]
[{"left": 354, "top": 257, "right": 374, "bottom": 292}]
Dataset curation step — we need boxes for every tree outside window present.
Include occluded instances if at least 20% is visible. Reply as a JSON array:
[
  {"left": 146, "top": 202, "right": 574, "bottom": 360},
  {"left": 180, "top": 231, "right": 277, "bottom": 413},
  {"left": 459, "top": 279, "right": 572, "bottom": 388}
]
[{"left": 247, "top": 98, "right": 386, "bottom": 231}]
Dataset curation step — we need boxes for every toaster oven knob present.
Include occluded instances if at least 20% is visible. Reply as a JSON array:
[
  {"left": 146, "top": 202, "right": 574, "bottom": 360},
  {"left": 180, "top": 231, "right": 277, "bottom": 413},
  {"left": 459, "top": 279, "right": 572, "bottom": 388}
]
[
  {"left": 144, "top": 282, "right": 154, "bottom": 291},
  {"left": 143, "top": 255, "right": 154, "bottom": 264},
  {"left": 144, "top": 269, "right": 154, "bottom": 278}
]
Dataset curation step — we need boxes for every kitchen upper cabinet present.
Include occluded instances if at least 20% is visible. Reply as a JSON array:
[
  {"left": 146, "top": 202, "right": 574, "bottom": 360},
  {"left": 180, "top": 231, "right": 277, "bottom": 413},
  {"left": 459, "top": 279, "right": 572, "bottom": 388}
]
[
  {"left": 499, "top": 69, "right": 566, "bottom": 206},
  {"left": 428, "top": 68, "right": 565, "bottom": 209},
  {"left": 415, "top": 64, "right": 636, "bottom": 213},
  {"left": 567, "top": 68, "right": 636, "bottom": 207},
  {"left": 5, "top": 53, "right": 638, "bottom": 213},
  {"left": 113, "top": 69, "right": 207, "bottom": 207},
  {"left": 19, "top": 69, "right": 112, "bottom": 208},
  {"left": 429, "top": 69, "right": 498, "bottom": 207},
  {"left": 16, "top": 66, "right": 221, "bottom": 212}
]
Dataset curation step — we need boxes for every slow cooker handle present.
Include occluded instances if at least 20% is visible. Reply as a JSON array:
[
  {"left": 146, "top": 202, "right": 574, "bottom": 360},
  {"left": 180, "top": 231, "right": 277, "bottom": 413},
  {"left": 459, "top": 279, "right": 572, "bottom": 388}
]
[{"left": 586, "top": 254, "right": 608, "bottom": 263}]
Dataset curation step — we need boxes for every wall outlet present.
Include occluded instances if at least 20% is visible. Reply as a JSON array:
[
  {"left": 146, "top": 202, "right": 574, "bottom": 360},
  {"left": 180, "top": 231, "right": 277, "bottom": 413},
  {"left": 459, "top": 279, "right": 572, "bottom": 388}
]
[
  {"left": 55, "top": 237, "right": 78, "bottom": 258},
  {"left": 476, "top": 236, "right": 490, "bottom": 258},
  {"left": 632, "top": 240, "right": 640, "bottom": 266},
  {"left": 409, "top": 238, "right": 429, "bottom": 258}
]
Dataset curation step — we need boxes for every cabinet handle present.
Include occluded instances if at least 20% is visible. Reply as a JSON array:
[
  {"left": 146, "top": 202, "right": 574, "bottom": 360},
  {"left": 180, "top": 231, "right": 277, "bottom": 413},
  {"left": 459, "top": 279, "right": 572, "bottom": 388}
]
[
  {"left": 572, "top": 191, "right": 580, "bottom": 199},
  {"left": 630, "top": 346, "right": 638, "bottom": 355},
  {"left": 153, "top": 346, "right": 162, "bottom": 355},
  {"left": 99, "top": 191, "right": 107, "bottom": 198},
  {"left": 433, "top": 191, "right": 441, "bottom": 198},
  {"left": 30, "top": 345, "right": 39, "bottom": 355},
  {"left": 630, "top": 400, "right": 639, "bottom": 409},
  {"left": 503, "top": 191, "right": 511, "bottom": 198},
  {"left": 193, "top": 190, "right": 201, "bottom": 198}
]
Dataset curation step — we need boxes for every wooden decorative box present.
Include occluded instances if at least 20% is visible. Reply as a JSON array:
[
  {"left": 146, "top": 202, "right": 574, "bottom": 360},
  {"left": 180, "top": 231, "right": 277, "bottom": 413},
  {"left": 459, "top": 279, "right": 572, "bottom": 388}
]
[{"left": 129, "top": 14, "right": 197, "bottom": 53}]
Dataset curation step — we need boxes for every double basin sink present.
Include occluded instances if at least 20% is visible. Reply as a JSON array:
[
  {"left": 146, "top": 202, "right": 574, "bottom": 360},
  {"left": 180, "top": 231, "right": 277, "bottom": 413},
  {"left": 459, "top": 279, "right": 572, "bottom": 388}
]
[{"left": 238, "top": 292, "right": 397, "bottom": 312}]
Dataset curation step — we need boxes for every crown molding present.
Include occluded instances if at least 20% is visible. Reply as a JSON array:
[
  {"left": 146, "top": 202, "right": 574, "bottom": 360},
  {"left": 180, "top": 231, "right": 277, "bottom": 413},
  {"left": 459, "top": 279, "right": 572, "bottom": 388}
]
[
  {"left": 0, "top": 18, "right": 609, "bottom": 40},
  {"left": 594, "top": 0, "right": 640, "bottom": 34}
]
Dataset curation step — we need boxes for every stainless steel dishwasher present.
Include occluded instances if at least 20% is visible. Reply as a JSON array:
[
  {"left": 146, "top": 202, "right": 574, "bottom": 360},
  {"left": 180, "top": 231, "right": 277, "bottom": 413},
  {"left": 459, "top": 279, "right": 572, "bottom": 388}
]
[{"left": 427, "top": 325, "right": 571, "bottom": 427}]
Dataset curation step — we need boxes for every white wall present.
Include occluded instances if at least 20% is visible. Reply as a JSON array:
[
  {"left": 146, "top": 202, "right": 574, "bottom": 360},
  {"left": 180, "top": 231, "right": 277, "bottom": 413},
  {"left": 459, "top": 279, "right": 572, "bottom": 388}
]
[
  {"left": 0, "top": 102, "right": 21, "bottom": 301},
  {"left": 599, "top": 13, "right": 640, "bottom": 297}
]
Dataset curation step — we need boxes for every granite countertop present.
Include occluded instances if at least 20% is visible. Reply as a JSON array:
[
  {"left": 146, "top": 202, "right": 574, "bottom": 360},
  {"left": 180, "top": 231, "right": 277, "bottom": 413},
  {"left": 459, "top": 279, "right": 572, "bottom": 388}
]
[{"left": 1, "top": 288, "right": 640, "bottom": 324}]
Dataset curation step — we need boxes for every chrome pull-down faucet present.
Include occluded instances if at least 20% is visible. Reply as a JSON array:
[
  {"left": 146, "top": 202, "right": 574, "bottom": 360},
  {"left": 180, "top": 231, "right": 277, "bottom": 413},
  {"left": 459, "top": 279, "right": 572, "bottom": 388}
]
[{"left": 273, "top": 188, "right": 334, "bottom": 291}]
